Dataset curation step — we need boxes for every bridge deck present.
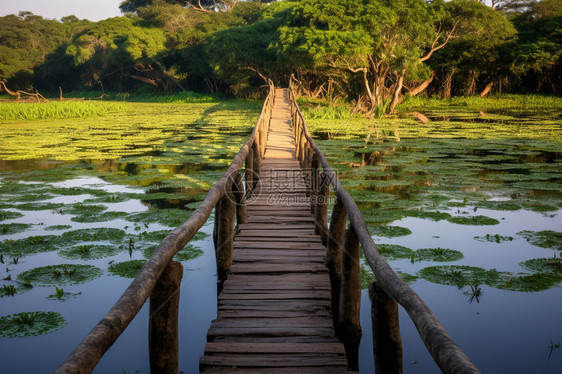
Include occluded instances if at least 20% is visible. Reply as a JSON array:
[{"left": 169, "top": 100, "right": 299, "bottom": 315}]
[{"left": 199, "top": 89, "right": 354, "bottom": 373}]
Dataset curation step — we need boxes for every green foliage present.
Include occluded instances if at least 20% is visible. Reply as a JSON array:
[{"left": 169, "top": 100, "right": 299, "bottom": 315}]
[
  {"left": 0, "top": 101, "right": 124, "bottom": 121},
  {"left": 0, "top": 311, "right": 66, "bottom": 337}
]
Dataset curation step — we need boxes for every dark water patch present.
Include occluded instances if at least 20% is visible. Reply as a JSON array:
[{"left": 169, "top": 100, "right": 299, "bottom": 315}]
[
  {"left": 0, "top": 311, "right": 66, "bottom": 337},
  {"left": 18, "top": 264, "right": 103, "bottom": 286}
]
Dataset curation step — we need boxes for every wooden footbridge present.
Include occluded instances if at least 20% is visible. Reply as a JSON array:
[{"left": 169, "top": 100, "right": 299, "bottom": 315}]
[{"left": 56, "top": 79, "right": 480, "bottom": 374}]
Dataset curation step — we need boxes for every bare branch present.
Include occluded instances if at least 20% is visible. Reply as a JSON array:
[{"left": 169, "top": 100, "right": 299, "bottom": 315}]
[{"left": 419, "top": 21, "right": 459, "bottom": 63}]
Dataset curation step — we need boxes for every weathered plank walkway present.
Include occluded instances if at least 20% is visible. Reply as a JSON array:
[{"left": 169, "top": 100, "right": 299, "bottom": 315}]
[{"left": 200, "top": 89, "right": 354, "bottom": 373}]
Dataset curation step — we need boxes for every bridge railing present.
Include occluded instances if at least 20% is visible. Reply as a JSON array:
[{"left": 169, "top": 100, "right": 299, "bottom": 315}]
[
  {"left": 55, "top": 80, "right": 275, "bottom": 374},
  {"left": 289, "top": 75, "right": 480, "bottom": 374}
]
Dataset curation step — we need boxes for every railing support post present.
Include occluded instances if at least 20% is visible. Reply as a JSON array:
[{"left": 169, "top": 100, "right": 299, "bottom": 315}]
[
  {"left": 245, "top": 147, "right": 254, "bottom": 194},
  {"left": 338, "top": 225, "right": 362, "bottom": 371},
  {"left": 252, "top": 141, "right": 261, "bottom": 190},
  {"left": 213, "top": 194, "right": 235, "bottom": 284},
  {"left": 149, "top": 260, "right": 183, "bottom": 374},
  {"left": 369, "top": 281, "right": 403, "bottom": 374},
  {"left": 310, "top": 152, "right": 320, "bottom": 213},
  {"left": 231, "top": 171, "right": 247, "bottom": 225},
  {"left": 326, "top": 198, "right": 347, "bottom": 327},
  {"left": 315, "top": 172, "right": 329, "bottom": 246}
]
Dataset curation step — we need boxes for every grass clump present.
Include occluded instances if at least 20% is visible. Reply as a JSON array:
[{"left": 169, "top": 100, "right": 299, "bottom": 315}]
[
  {"left": 0, "top": 311, "right": 66, "bottom": 337},
  {"left": 18, "top": 264, "right": 103, "bottom": 286}
]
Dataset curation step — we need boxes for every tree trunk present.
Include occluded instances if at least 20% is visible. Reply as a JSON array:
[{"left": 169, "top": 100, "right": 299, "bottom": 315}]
[
  {"left": 409, "top": 73, "right": 434, "bottom": 97},
  {"left": 442, "top": 74, "right": 452, "bottom": 99},
  {"left": 479, "top": 81, "right": 494, "bottom": 97},
  {"left": 389, "top": 70, "right": 405, "bottom": 113}
]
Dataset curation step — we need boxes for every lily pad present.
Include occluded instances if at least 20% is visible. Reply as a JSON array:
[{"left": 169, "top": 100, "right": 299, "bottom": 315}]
[
  {"left": 520, "top": 257, "right": 562, "bottom": 276},
  {"left": 447, "top": 215, "right": 500, "bottom": 226},
  {"left": 18, "top": 264, "right": 103, "bottom": 286},
  {"left": 403, "top": 210, "right": 452, "bottom": 221},
  {"left": 0, "top": 235, "right": 64, "bottom": 256},
  {"left": 46, "top": 287, "right": 82, "bottom": 301},
  {"left": 58, "top": 244, "right": 123, "bottom": 260},
  {"left": 70, "top": 211, "right": 129, "bottom": 223},
  {"left": 44, "top": 225, "right": 72, "bottom": 231},
  {"left": 503, "top": 272, "right": 562, "bottom": 292},
  {"left": 369, "top": 225, "right": 412, "bottom": 238},
  {"left": 517, "top": 230, "right": 562, "bottom": 251},
  {"left": 375, "top": 244, "right": 414, "bottom": 260},
  {"left": 0, "top": 311, "right": 66, "bottom": 337},
  {"left": 108, "top": 260, "right": 146, "bottom": 278},
  {"left": 61, "top": 228, "right": 126, "bottom": 243},
  {"left": 0, "top": 281, "right": 32, "bottom": 297},
  {"left": 414, "top": 248, "right": 464, "bottom": 262},
  {"left": 418, "top": 265, "right": 510, "bottom": 288},
  {"left": 128, "top": 209, "right": 190, "bottom": 227}
]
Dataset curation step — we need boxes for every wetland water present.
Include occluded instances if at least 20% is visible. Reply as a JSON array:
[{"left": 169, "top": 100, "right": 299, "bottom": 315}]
[{"left": 0, "top": 101, "right": 561, "bottom": 373}]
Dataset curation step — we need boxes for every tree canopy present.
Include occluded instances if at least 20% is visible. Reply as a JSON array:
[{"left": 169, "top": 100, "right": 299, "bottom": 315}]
[{"left": 0, "top": 0, "right": 559, "bottom": 104}]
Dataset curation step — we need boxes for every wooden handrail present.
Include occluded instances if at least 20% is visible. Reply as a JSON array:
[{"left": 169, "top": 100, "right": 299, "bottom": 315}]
[
  {"left": 55, "top": 80, "right": 275, "bottom": 374},
  {"left": 288, "top": 75, "right": 480, "bottom": 374}
]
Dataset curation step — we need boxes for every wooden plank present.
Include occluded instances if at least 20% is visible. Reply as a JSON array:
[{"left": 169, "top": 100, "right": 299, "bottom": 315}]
[
  {"left": 218, "top": 290, "right": 331, "bottom": 300},
  {"left": 204, "top": 342, "right": 346, "bottom": 355},
  {"left": 200, "top": 355, "right": 348, "bottom": 368},
  {"left": 207, "top": 326, "right": 337, "bottom": 338},
  {"left": 208, "top": 317, "right": 334, "bottom": 329},
  {"left": 217, "top": 309, "right": 331, "bottom": 319},
  {"left": 230, "top": 263, "right": 328, "bottom": 274}
]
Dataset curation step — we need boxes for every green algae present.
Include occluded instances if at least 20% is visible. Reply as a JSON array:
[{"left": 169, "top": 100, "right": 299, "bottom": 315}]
[
  {"left": 517, "top": 230, "right": 562, "bottom": 251},
  {"left": 0, "top": 311, "right": 66, "bottom": 337},
  {"left": 369, "top": 225, "right": 412, "bottom": 238},
  {"left": 108, "top": 260, "right": 146, "bottom": 278},
  {"left": 18, "top": 264, "right": 103, "bottom": 286},
  {"left": 447, "top": 215, "right": 500, "bottom": 226},
  {"left": 414, "top": 248, "right": 464, "bottom": 262},
  {"left": 58, "top": 244, "right": 123, "bottom": 261}
]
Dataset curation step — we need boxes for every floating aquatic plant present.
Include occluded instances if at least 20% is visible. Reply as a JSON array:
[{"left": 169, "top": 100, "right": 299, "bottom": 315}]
[
  {"left": 143, "top": 243, "right": 203, "bottom": 262},
  {"left": 0, "top": 311, "right": 66, "bottom": 337},
  {"left": 46, "top": 287, "right": 81, "bottom": 301},
  {"left": 108, "top": 260, "right": 146, "bottom": 278},
  {"left": 0, "top": 235, "right": 64, "bottom": 256},
  {"left": 0, "top": 223, "right": 32, "bottom": 235},
  {"left": 520, "top": 257, "right": 562, "bottom": 277},
  {"left": 447, "top": 215, "right": 500, "bottom": 226},
  {"left": 369, "top": 225, "right": 412, "bottom": 238},
  {"left": 0, "top": 210, "right": 24, "bottom": 221},
  {"left": 374, "top": 244, "right": 414, "bottom": 260},
  {"left": 18, "top": 264, "right": 103, "bottom": 286},
  {"left": 474, "top": 234, "right": 514, "bottom": 243},
  {"left": 70, "top": 211, "right": 129, "bottom": 223},
  {"left": 517, "top": 230, "right": 562, "bottom": 251},
  {"left": 0, "top": 282, "right": 31, "bottom": 297},
  {"left": 414, "top": 248, "right": 464, "bottom": 262},
  {"left": 44, "top": 225, "right": 72, "bottom": 231},
  {"left": 403, "top": 210, "right": 452, "bottom": 221},
  {"left": 61, "top": 228, "right": 126, "bottom": 243},
  {"left": 58, "top": 244, "right": 122, "bottom": 261}
]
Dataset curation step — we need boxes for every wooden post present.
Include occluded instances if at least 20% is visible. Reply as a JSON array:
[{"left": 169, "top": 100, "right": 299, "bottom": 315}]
[
  {"left": 245, "top": 147, "right": 254, "bottom": 194},
  {"left": 231, "top": 171, "right": 247, "bottom": 225},
  {"left": 252, "top": 141, "right": 261, "bottom": 190},
  {"left": 214, "top": 194, "right": 235, "bottom": 283},
  {"left": 338, "top": 225, "right": 362, "bottom": 371},
  {"left": 315, "top": 172, "right": 329, "bottom": 246},
  {"left": 149, "top": 261, "right": 183, "bottom": 374},
  {"left": 370, "top": 281, "right": 403, "bottom": 374},
  {"left": 326, "top": 198, "right": 347, "bottom": 327},
  {"left": 310, "top": 152, "right": 320, "bottom": 213}
]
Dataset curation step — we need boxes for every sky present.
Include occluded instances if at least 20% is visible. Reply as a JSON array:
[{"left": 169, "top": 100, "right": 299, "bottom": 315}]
[{"left": 0, "top": 0, "right": 124, "bottom": 21}]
